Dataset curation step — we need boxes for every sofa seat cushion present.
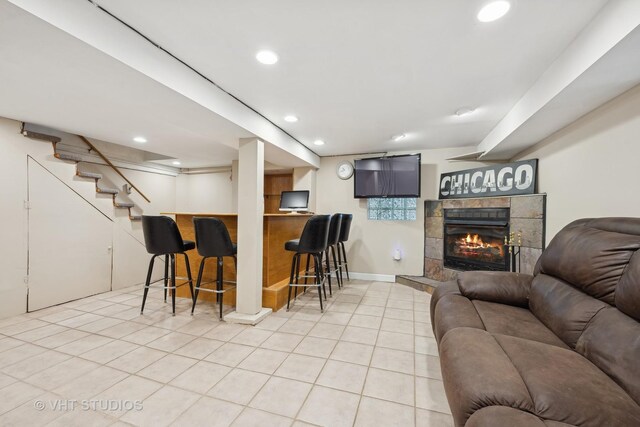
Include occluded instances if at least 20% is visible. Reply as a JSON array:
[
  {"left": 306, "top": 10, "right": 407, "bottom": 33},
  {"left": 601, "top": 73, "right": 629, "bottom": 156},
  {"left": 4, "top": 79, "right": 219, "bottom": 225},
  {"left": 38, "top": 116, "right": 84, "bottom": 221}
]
[
  {"left": 472, "top": 300, "right": 568, "bottom": 348},
  {"left": 440, "top": 328, "right": 640, "bottom": 427},
  {"left": 466, "top": 406, "right": 577, "bottom": 427},
  {"left": 434, "top": 294, "right": 567, "bottom": 348}
]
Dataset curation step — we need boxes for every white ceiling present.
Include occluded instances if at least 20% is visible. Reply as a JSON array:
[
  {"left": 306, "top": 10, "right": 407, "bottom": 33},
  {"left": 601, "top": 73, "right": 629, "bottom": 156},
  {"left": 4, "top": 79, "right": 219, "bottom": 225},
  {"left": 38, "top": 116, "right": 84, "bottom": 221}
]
[
  {"left": 1, "top": 0, "right": 627, "bottom": 168},
  {"left": 0, "top": 0, "right": 257, "bottom": 168},
  {"left": 480, "top": 24, "right": 640, "bottom": 159},
  {"left": 96, "top": 0, "right": 608, "bottom": 155}
]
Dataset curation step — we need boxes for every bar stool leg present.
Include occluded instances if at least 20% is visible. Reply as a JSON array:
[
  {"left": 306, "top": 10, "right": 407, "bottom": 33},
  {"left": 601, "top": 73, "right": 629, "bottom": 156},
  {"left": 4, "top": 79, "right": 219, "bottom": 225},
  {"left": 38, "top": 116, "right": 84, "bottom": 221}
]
[
  {"left": 332, "top": 245, "right": 342, "bottom": 287},
  {"left": 217, "top": 256, "right": 224, "bottom": 320},
  {"left": 313, "top": 254, "right": 324, "bottom": 312},
  {"left": 341, "top": 242, "right": 350, "bottom": 281},
  {"left": 170, "top": 254, "right": 177, "bottom": 316},
  {"left": 318, "top": 253, "right": 327, "bottom": 301},
  {"left": 294, "top": 254, "right": 301, "bottom": 288},
  {"left": 293, "top": 255, "right": 300, "bottom": 301},
  {"left": 303, "top": 254, "right": 310, "bottom": 286},
  {"left": 163, "top": 254, "right": 168, "bottom": 303},
  {"left": 192, "top": 257, "right": 206, "bottom": 315},
  {"left": 183, "top": 253, "right": 194, "bottom": 301},
  {"left": 141, "top": 255, "right": 156, "bottom": 314},
  {"left": 287, "top": 254, "right": 297, "bottom": 311},
  {"left": 303, "top": 254, "right": 310, "bottom": 296},
  {"left": 298, "top": 254, "right": 310, "bottom": 299},
  {"left": 324, "top": 250, "right": 333, "bottom": 296}
]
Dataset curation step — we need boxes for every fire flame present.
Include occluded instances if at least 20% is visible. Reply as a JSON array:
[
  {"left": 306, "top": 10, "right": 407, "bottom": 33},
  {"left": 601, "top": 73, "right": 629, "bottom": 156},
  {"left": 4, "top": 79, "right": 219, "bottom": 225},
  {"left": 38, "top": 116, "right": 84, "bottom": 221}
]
[
  {"left": 465, "top": 233, "right": 483, "bottom": 245},
  {"left": 458, "top": 233, "right": 502, "bottom": 255},
  {"left": 453, "top": 232, "right": 505, "bottom": 259}
]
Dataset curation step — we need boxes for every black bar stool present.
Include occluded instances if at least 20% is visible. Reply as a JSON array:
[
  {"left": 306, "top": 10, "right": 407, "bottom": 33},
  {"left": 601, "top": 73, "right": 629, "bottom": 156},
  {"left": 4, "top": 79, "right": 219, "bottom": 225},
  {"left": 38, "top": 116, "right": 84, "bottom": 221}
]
[
  {"left": 337, "top": 213, "right": 353, "bottom": 281},
  {"left": 192, "top": 217, "right": 237, "bottom": 320},
  {"left": 141, "top": 216, "right": 195, "bottom": 316},
  {"left": 285, "top": 215, "right": 330, "bottom": 312},
  {"left": 323, "top": 213, "right": 344, "bottom": 292}
]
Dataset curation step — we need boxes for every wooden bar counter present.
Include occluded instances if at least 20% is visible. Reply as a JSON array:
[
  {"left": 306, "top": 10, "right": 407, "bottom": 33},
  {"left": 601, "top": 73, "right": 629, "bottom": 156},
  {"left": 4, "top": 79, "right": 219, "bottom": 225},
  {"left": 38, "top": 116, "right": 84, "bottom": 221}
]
[{"left": 162, "top": 212, "right": 312, "bottom": 311}]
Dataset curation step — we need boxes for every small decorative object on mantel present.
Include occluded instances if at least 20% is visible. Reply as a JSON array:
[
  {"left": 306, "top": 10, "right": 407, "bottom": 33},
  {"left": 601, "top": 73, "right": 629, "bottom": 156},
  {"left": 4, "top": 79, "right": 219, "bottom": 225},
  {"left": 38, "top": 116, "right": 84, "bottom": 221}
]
[
  {"left": 504, "top": 230, "right": 522, "bottom": 273},
  {"left": 439, "top": 159, "right": 538, "bottom": 199}
]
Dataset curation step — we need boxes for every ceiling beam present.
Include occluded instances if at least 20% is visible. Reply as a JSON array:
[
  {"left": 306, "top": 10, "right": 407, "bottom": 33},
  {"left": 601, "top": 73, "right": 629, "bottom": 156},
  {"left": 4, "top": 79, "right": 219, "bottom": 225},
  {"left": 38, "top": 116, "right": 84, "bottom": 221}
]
[
  {"left": 8, "top": 0, "right": 320, "bottom": 168},
  {"left": 478, "top": 0, "right": 640, "bottom": 160}
]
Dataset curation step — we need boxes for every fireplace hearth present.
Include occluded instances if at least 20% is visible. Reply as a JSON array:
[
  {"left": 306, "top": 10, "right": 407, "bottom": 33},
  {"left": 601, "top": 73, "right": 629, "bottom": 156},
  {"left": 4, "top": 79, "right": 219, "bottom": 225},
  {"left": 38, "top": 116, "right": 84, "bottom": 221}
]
[{"left": 443, "top": 208, "right": 509, "bottom": 271}]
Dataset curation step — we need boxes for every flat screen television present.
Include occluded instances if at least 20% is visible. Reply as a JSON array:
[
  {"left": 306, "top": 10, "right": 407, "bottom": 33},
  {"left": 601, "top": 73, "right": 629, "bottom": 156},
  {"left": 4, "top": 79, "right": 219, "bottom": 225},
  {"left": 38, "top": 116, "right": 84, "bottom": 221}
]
[
  {"left": 279, "top": 190, "right": 310, "bottom": 213},
  {"left": 354, "top": 154, "right": 421, "bottom": 198}
]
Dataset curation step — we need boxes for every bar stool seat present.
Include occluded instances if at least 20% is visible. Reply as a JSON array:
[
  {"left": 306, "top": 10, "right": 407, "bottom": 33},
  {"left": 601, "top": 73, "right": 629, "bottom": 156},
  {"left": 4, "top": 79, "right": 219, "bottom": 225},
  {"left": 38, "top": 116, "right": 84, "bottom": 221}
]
[
  {"left": 323, "top": 213, "right": 344, "bottom": 293},
  {"left": 285, "top": 215, "right": 330, "bottom": 312},
  {"left": 192, "top": 217, "right": 238, "bottom": 320},
  {"left": 337, "top": 213, "right": 353, "bottom": 281},
  {"left": 284, "top": 239, "right": 300, "bottom": 251},
  {"left": 140, "top": 215, "right": 195, "bottom": 316}
]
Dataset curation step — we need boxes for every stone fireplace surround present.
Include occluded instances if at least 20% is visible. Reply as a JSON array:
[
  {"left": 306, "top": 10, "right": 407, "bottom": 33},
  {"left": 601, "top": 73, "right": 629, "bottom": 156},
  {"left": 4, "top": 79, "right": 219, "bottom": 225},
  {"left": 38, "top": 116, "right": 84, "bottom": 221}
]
[{"left": 424, "top": 194, "right": 546, "bottom": 282}]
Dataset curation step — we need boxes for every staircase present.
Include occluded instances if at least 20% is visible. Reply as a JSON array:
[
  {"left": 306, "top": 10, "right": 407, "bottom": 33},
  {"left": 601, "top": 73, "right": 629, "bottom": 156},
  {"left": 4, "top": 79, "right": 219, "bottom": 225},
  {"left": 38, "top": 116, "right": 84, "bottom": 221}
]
[{"left": 24, "top": 130, "right": 144, "bottom": 221}]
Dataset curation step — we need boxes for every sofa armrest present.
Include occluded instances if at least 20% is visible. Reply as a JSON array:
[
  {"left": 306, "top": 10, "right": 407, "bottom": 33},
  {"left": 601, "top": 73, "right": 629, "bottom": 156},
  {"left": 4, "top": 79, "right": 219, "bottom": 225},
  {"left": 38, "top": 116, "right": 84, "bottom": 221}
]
[
  {"left": 457, "top": 271, "right": 533, "bottom": 307},
  {"left": 430, "top": 280, "right": 460, "bottom": 325}
]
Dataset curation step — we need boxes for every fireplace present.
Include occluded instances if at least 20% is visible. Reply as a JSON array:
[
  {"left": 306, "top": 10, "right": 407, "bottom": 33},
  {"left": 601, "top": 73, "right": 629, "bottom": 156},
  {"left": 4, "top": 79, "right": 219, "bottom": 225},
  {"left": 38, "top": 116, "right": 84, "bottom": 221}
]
[{"left": 443, "top": 208, "right": 509, "bottom": 271}]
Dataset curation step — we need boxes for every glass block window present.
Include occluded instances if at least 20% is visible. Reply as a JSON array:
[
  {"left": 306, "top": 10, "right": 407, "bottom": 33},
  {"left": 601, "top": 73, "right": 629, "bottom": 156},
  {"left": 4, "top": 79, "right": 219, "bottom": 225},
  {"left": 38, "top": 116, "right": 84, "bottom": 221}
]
[{"left": 367, "top": 198, "right": 417, "bottom": 221}]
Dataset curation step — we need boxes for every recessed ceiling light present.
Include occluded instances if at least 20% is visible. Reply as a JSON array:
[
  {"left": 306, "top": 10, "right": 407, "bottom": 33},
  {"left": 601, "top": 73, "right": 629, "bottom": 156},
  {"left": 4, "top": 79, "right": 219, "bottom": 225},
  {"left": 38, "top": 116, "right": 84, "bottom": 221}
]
[
  {"left": 256, "top": 50, "right": 279, "bottom": 65},
  {"left": 133, "top": 136, "right": 147, "bottom": 143},
  {"left": 313, "top": 139, "right": 325, "bottom": 146},
  {"left": 477, "top": 1, "right": 511, "bottom": 22},
  {"left": 455, "top": 107, "right": 476, "bottom": 117},
  {"left": 172, "top": 161, "right": 181, "bottom": 166},
  {"left": 284, "top": 115, "right": 298, "bottom": 123},
  {"left": 392, "top": 134, "right": 406, "bottom": 142}
]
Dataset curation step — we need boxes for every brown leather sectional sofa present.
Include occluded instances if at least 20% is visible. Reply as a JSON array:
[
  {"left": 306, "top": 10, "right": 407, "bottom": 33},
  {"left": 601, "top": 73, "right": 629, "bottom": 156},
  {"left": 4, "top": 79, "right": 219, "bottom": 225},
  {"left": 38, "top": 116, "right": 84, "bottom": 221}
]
[{"left": 430, "top": 218, "right": 640, "bottom": 426}]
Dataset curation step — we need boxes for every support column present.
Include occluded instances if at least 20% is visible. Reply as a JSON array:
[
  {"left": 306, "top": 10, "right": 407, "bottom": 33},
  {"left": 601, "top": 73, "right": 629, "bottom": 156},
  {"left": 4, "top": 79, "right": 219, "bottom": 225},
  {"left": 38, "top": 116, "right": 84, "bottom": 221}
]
[
  {"left": 231, "top": 160, "right": 239, "bottom": 212},
  {"left": 224, "top": 138, "right": 271, "bottom": 324}
]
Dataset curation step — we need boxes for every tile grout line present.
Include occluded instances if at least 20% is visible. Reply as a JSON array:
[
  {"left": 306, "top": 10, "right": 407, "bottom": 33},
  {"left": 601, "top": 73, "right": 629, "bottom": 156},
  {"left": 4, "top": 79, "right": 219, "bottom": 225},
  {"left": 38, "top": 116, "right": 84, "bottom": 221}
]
[{"left": 0, "top": 281, "right": 450, "bottom": 426}]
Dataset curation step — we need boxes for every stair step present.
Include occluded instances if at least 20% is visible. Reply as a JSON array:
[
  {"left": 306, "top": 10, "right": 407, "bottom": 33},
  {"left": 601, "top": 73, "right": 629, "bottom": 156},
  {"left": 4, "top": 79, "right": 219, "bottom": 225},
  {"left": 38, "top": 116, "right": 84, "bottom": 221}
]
[
  {"left": 54, "top": 152, "right": 83, "bottom": 162},
  {"left": 77, "top": 171, "right": 102, "bottom": 179},
  {"left": 129, "top": 215, "right": 143, "bottom": 221},
  {"left": 23, "top": 130, "right": 61, "bottom": 143},
  {"left": 96, "top": 187, "right": 119, "bottom": 195},
  {"left": 114, "top": 201, "right": 134, "bottom": 208}
]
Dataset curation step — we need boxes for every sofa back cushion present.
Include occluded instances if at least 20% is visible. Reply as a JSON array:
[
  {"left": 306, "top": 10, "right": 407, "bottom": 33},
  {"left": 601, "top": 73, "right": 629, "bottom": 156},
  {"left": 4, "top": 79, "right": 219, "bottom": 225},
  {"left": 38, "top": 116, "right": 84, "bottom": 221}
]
[
  {"left": 534, "top": 218, "right": 640, "bottom": 305},
  {"left": 531, "top": 218, "right": 640, "bottom": 403},
  {"left": 616, "top": 250, "right": 640, "bottom": 321},
  {"left": 529, "top": 274, "right": 608, "bottom": 348}
]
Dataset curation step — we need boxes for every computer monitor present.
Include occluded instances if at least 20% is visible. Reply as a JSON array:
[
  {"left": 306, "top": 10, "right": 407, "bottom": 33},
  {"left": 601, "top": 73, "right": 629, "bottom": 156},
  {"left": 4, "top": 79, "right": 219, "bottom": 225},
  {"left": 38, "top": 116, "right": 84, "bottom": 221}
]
[{"left": 279, "top": 190, "right": 310, "bottom": 214}]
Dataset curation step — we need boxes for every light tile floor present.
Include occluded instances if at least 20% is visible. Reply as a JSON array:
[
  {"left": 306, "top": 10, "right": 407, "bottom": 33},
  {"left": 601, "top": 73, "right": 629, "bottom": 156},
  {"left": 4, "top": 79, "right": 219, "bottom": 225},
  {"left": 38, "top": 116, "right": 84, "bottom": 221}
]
[{"left": 0, "top": 279, "right": 453, "bottom": 427}]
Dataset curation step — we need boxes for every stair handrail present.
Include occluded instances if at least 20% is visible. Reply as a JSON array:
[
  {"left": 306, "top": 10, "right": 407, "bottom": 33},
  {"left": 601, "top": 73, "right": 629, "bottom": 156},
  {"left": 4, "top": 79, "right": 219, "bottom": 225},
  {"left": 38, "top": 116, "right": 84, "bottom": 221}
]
[{"left": 77, "top": 135, "right": 151, "bottom": 203}]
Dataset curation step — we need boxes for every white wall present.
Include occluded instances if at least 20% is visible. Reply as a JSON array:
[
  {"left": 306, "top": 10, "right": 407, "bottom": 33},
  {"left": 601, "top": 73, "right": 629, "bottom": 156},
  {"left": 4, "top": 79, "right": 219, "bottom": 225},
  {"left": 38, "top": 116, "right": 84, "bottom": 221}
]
[
  {"left": 516, "top": 83, "right": 640, "bottom": 243},
  {"left": 176, "top": 171, "right": 234, "bottom": 213},
  {"left": 316, "top": 148, "right": 481, "bottom": 278},
  {"left": 0, "top": 117, "right": 30, "bottom": 316},
  {"left": 316, "top": 84, "right": 640, "bottom": 278}
]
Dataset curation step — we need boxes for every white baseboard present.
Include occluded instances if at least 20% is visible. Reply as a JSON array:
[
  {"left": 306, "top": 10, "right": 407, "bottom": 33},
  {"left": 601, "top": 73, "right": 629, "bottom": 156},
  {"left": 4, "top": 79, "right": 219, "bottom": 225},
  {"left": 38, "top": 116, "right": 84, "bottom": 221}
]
[{"left": 349, "top": 272, "right": 396, "bottom": 283}]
